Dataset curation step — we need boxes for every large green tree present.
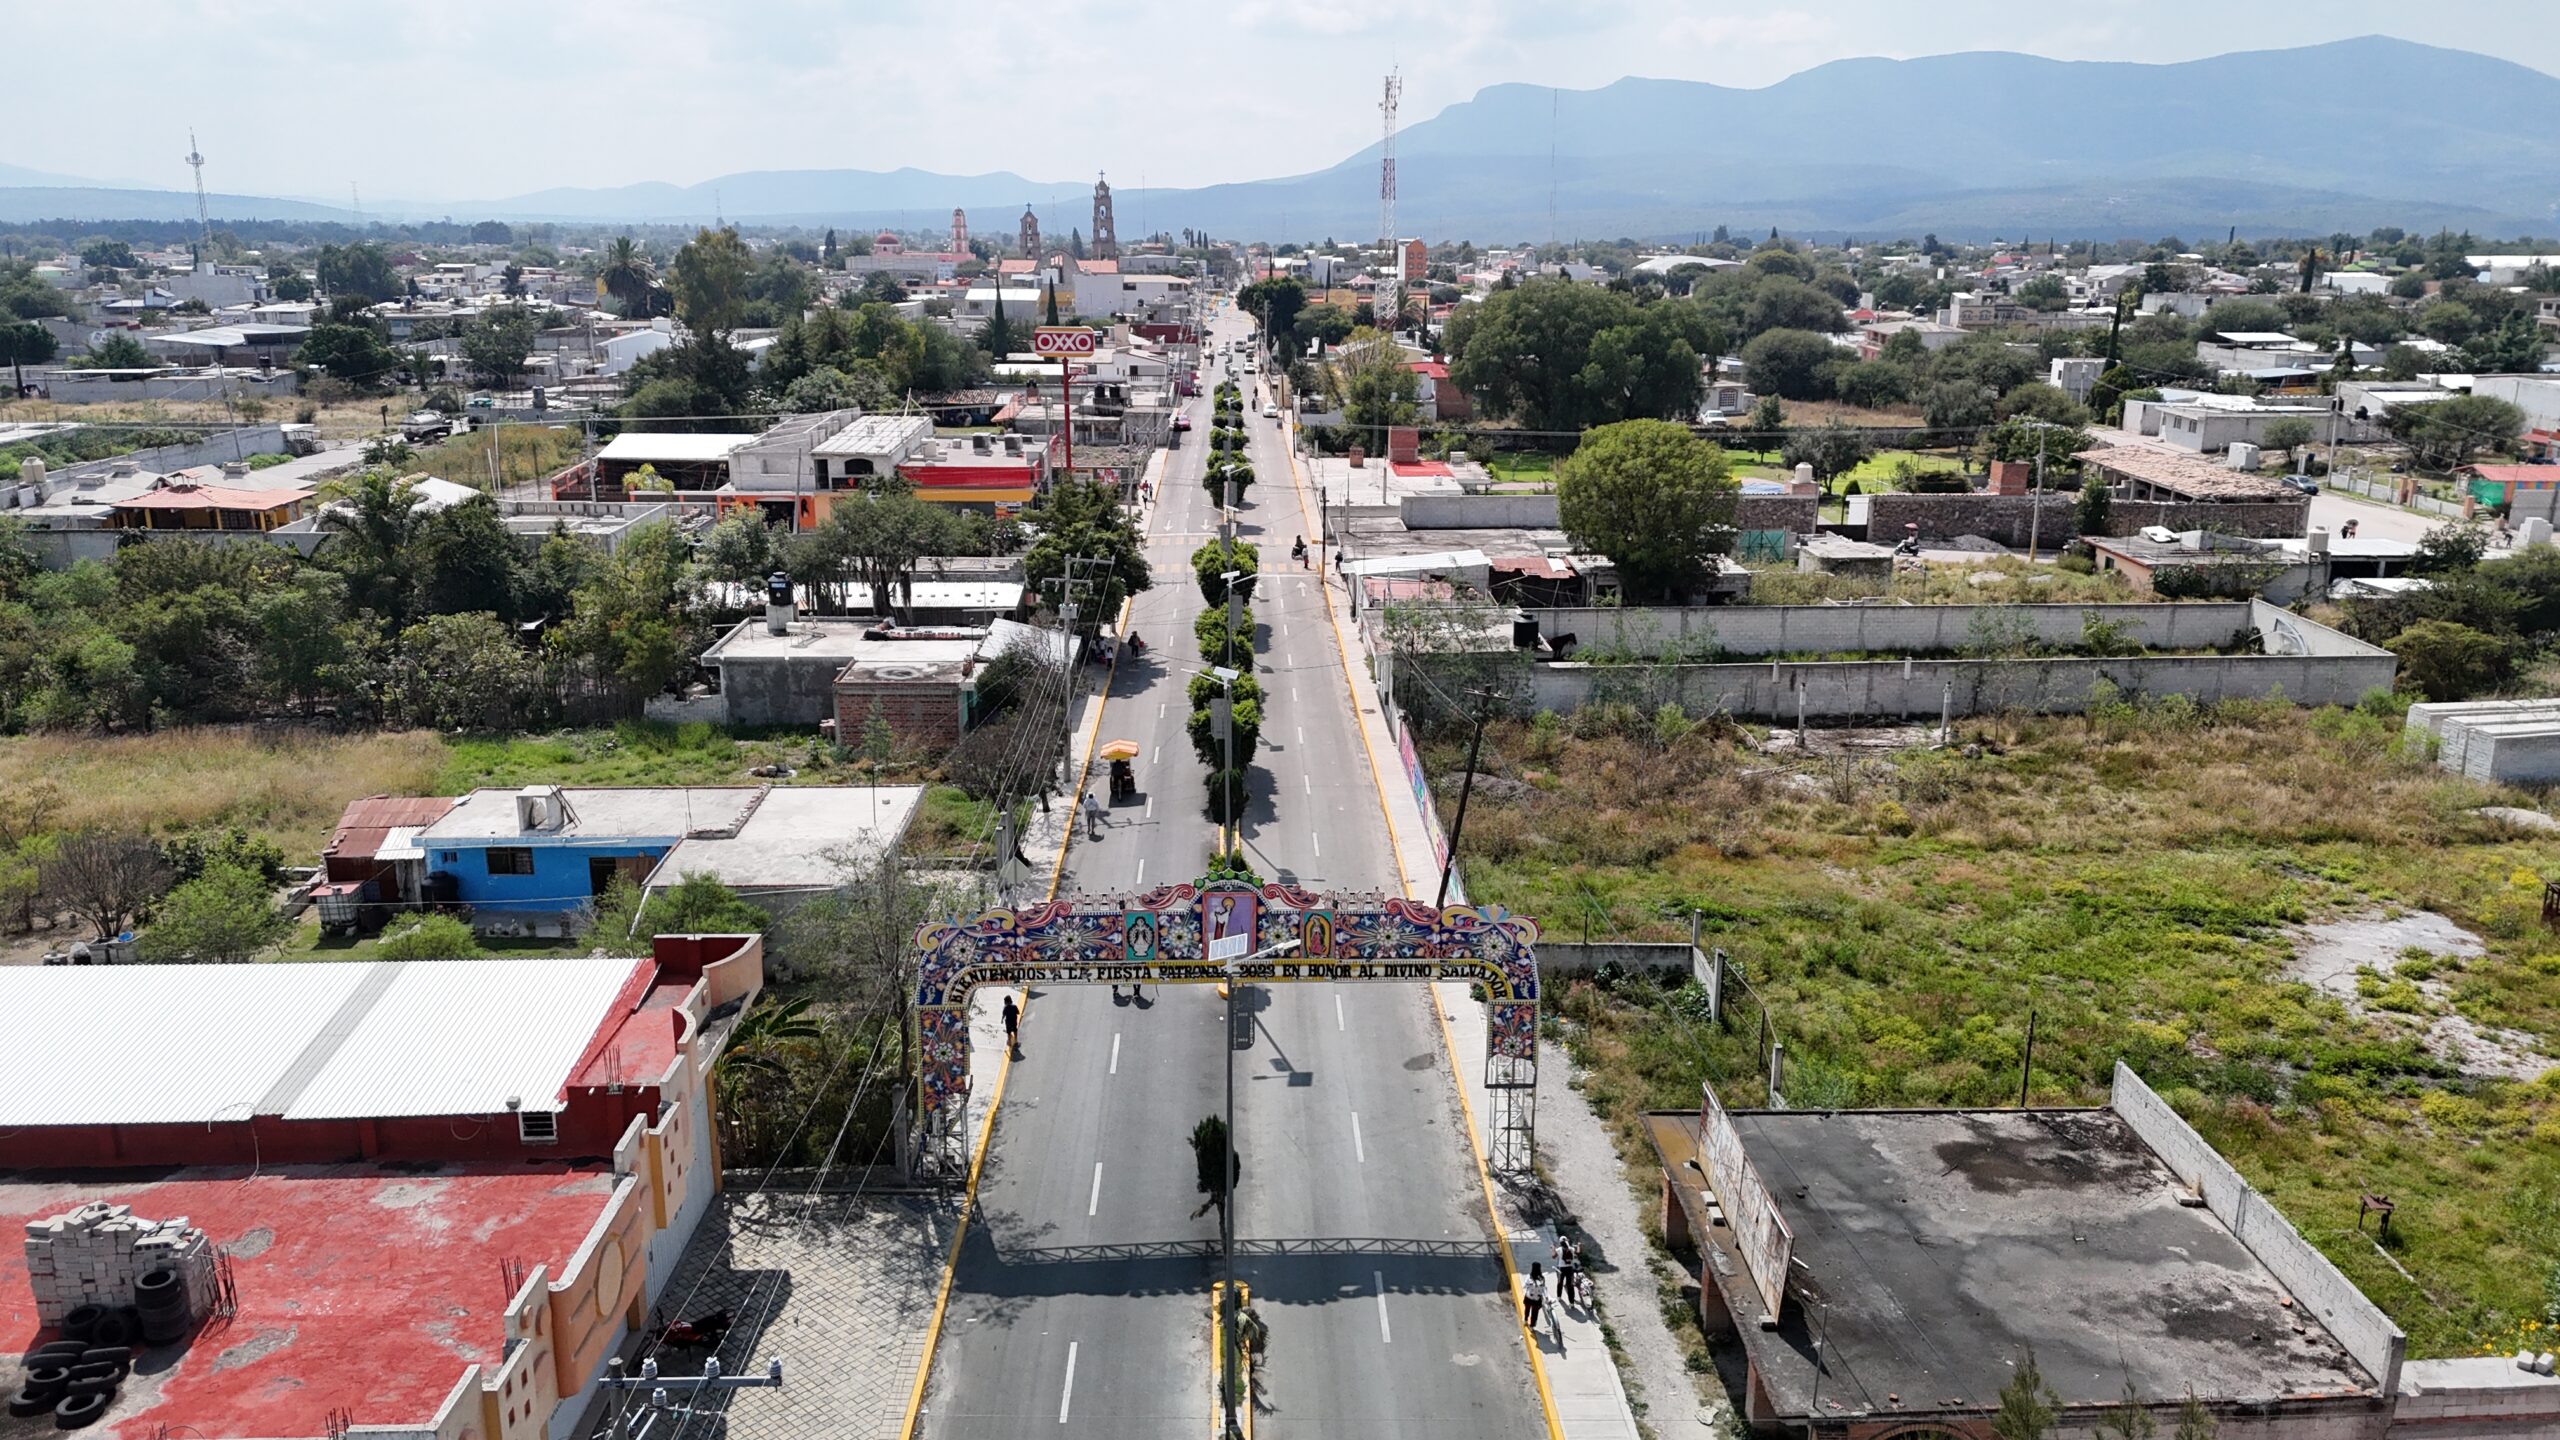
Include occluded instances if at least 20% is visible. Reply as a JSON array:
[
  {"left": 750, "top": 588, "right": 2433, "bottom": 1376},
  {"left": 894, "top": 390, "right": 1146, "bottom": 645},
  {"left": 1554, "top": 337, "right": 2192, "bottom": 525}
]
[
  {"left": 315, "top": 242, "right": 400, "bottom": 305},
  {"left": 1740, "top": 328, "right": 1838, "bottom": 401},
  {"left": 1023, "top": 479, "right": 1151, "bottom": 628},
  {"left": 297, "top": 322, "right": 401, "bottom": 392},
  {"left": 1555, "top": 420, "right": 1739, "bottom": 603},
  {"left": 667, "top": 226, "right": 754, "bottom": 338},
  {"left": 0, "top": 319, "right": 58, "bottom": 395},
  {"left": 459, "top": 305, "right": 541, "bottom": 386},
  {"left": 1445, "top": 280, "right": 1707, "bottom": 433}
]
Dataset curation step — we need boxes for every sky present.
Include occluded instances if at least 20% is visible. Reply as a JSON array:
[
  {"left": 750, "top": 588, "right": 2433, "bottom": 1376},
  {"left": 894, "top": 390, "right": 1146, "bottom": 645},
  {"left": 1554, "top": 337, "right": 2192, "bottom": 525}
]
[{"left": 10, "top": 0, "right": 2560, "bottom": 204}]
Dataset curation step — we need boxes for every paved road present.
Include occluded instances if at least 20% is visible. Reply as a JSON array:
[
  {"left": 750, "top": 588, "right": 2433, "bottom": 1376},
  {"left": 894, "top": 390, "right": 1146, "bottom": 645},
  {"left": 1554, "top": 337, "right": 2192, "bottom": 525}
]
[{"left": 922, "top": 302, "right": 1542, "bottom": 1440}]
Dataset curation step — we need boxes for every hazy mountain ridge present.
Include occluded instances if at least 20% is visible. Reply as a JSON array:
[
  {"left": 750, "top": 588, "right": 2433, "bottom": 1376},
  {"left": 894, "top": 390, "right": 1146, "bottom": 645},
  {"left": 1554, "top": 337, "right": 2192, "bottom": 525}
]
[{"left": 5, "top": 37, "right": 2555, "bottom": 239}]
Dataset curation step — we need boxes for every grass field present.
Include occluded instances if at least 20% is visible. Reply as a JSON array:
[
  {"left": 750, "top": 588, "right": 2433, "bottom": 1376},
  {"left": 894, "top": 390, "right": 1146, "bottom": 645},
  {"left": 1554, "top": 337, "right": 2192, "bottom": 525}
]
[
  {"left": 0, "top": 720, "right": 982, "bottom": 862},
  {"left": 405, "top": 422, "right": 589, "bottom": 492},
  {"left": 1430, "top": 697, "right": 2560, "bottom": 1359}
]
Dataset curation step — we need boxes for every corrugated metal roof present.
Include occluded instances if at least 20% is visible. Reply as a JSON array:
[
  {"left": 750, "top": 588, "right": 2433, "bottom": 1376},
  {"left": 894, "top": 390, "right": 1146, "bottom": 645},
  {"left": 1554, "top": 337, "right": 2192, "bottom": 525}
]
[
  {"left": 281, "top": 957, "right": 648, "bottom": 1119},
  {"left": 0, "top": 965, "right": 369, "bottom": 1126},
  {"left": 0, "top": 957, "right": 646, "bottom": 1129}
]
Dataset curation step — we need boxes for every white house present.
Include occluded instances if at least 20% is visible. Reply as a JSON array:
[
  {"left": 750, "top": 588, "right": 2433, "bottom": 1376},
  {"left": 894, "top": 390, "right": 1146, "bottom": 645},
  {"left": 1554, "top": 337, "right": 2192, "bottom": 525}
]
[{"left": 598, "top": 320, "right": 678, "bottom": 377}]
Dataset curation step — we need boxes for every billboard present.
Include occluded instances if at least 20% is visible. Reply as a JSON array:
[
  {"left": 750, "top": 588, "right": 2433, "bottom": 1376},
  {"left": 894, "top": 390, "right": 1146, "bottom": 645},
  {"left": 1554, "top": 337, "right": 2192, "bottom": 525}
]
[
  {"left": 1699, "top": 1082, "right": 1792, "bottom": 1325},
  {"left": 1033, "top": 326, "right": 1097, "bottom": 357}
]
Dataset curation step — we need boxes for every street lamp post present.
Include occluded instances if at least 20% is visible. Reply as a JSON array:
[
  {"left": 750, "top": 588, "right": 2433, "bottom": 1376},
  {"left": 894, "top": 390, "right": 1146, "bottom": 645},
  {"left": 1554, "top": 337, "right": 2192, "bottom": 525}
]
[{"left": 1219, "top": 932, "right": 1297, "bottom": 1438}]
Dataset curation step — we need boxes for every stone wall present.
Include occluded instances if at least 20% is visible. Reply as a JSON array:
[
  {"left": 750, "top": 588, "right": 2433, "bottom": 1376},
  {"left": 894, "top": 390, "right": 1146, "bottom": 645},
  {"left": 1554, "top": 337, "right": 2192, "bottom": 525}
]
[{"left": 1865, "top": 492, "right": 2311, "bottom": 546}]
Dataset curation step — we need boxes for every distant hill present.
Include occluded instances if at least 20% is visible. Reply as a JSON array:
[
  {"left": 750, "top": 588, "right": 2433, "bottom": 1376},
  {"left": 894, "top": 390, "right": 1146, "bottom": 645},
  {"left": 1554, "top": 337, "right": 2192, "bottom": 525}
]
[
  {"left": 0, "top": 185, "right": 355, "bottom": 226},
  {"left": 7, "top": 37, "right": 2557, "bottom": 239}
]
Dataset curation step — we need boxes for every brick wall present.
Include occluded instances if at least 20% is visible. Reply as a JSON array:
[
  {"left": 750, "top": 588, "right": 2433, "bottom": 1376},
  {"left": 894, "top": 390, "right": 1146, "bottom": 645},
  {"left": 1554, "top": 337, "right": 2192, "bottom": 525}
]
[
  {"left": 1866, "top": 493, "right": 2310, "bottom": 546},
  {"left": 834, "top": 681, "right": 963, "bottom": 753}
]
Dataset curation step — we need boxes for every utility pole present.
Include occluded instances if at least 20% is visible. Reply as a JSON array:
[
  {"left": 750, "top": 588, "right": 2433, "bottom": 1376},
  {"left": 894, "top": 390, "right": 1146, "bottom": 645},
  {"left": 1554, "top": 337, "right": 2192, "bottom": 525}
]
[
  {"left": 1434, "top": 689, "right": 1498, "bottom": 908},
  {"left": 2027, "top": 431, "right": 2046, "bottom": 564},
  {"left": 599, "top": 1355, "right": 783, "bottom": 1438}
]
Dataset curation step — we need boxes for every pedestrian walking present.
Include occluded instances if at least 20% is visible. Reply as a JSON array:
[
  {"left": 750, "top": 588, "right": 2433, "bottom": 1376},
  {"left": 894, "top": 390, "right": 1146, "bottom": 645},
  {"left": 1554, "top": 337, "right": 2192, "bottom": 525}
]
[
  {"left": 1082, "top": 791, "right": 1106, "bottom": 839},
  {"left": 1001, "top": 994, "right": 1021, "bottom": 1057},
  {"left": 1556, "top": 1234, "right": 1589, "bottom": 1309},
  {"left": 1522, "top": 1262, "right": 1547, "bottom": 1331}
]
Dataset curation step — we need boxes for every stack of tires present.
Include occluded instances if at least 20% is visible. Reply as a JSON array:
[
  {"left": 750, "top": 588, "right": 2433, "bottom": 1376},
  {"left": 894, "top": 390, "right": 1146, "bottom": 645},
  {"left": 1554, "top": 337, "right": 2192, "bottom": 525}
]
[
  {"left": 136, "top": 1269, "right": 190, "bottom": 1346},
  {"left": 8, "top": 1300, "right": 146, "bottom": 1428}
]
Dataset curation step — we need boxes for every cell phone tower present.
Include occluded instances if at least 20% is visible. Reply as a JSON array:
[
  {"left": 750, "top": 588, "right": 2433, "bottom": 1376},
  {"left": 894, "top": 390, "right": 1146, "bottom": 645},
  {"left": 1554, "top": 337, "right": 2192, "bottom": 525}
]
[
  {"left": 184, "top": 130, "right": 212, "bottom": 255},
  {"left": 1379, "top": 70, "right": 1401, "bottom": 333}
]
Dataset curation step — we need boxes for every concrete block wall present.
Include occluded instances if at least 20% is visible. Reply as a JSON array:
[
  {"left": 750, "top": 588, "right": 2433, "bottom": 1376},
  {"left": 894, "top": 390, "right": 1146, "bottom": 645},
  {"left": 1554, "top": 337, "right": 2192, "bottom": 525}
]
[
  {"left": 1391, "top": 491, "right": 1813, "bottom": 536},
  {"left": 1531, "top": 601, "right": 2259, "bottom": 659},
  {"left": 2113, "top": 1064, "right": 2405, "bottom": 1397},
  {"left": 1526, "top": 652, "right": 2401, "bottom": 720},
  {"left": 22, "top": 1201, "right": 214, "bottom": 1326}
]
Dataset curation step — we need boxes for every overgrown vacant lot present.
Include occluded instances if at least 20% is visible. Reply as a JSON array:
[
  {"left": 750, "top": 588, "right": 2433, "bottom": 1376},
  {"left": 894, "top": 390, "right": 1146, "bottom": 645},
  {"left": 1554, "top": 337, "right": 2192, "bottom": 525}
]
[{"left": 1430, "top": 695, "right": 2560, "bottom": 1359}]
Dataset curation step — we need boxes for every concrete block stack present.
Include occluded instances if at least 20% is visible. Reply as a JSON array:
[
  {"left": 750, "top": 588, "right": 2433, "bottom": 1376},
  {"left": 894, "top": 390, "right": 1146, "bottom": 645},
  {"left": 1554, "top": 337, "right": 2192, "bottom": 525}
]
[{"left": 22, "top": 1201, "right": 214, "bottom": 1327}]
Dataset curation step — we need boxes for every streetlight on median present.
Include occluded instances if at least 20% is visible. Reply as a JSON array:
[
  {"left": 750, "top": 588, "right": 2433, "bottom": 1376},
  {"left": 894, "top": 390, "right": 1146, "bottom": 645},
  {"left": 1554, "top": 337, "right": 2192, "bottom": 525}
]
[{"left": 1214, "top": 929, "right": 1297, "bottom": 1439}]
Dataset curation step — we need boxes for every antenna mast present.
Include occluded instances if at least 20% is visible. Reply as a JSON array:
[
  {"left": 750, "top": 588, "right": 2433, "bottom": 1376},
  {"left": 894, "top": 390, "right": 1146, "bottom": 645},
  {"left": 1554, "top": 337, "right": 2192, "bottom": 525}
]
[
  {"left": 1379, "top": 70, "right": 1401, "bottom": 335},
  {"left": 183, "top": 131, "right": 211, "bottom": 255}
]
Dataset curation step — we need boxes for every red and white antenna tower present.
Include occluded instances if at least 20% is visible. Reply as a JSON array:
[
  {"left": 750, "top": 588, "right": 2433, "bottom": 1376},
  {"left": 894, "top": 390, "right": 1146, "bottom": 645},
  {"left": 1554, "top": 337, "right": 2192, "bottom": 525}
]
[{"left": 1379, "top": 71, "right": 1402, "bottom": 333}]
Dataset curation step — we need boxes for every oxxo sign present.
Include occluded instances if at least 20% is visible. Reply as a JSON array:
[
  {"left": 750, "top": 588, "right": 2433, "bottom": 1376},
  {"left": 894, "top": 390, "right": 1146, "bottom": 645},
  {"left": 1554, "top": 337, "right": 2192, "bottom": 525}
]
[{"left": 1033, "top": 326, "right": 1097, "bottom": 357}]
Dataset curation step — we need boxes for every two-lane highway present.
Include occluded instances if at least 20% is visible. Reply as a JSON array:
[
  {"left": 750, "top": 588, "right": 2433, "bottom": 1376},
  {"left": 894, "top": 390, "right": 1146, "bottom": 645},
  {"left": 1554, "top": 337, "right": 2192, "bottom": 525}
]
[{"left": 920, "top": 298, "right": 1543, "bottom": 1440}]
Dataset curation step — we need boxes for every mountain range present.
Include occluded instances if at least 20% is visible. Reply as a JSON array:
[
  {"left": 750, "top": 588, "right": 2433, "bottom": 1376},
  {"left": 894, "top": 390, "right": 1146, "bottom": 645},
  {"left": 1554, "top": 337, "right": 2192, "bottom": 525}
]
[{"left": 6, "top": 36, "right": 2557, "bottom": 240}]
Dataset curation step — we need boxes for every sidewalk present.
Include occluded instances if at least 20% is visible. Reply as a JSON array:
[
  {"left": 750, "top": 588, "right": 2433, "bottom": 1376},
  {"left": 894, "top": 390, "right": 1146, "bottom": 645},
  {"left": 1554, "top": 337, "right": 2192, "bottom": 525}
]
[
  {"left": 1275, "top": 419, "right": 1444, "bottom": 902},
  {"left": 1276, "top": 419, "right": 1655, "bottom": 1440}
]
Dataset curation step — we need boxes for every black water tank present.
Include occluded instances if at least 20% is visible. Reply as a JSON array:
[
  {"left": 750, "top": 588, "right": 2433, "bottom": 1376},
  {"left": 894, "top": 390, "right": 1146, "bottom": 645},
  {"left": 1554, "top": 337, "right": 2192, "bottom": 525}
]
[{"left": 1511, "top": 610, "right": 1539, "bottom": 650}]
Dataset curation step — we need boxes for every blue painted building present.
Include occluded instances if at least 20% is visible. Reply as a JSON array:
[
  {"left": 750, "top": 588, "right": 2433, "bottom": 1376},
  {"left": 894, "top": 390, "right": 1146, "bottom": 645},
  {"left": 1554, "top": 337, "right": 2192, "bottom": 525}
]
[{"left": 416, "top": 786, "right": 769, "bottom": 915}]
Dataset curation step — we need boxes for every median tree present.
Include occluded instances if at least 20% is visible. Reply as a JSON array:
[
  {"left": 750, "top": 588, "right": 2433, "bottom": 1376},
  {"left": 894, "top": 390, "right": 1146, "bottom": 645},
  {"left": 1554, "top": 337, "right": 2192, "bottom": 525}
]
[{"left": 1555, "top": 419, "right": 1739, "bottom": 604}]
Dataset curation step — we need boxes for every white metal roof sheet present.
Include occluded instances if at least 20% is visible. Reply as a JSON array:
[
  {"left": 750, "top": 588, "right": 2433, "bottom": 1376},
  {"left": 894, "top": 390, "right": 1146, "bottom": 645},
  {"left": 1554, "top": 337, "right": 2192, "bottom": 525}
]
[
  {"left": 0, "top": 964, "right": 369, "bottom": 1127},
  {"left": 280, "top": 957, "right": 645, "bottom": 1120},
  {"left": 0, "top": 957, "right": 645, "bottom": 1129}
]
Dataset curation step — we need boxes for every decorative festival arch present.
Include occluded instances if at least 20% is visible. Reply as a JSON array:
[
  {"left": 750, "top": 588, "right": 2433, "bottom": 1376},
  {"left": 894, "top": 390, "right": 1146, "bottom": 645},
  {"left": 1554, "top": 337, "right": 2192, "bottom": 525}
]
[{"left": 911, "top": 879, "right": 1541, "bottom": 1177}]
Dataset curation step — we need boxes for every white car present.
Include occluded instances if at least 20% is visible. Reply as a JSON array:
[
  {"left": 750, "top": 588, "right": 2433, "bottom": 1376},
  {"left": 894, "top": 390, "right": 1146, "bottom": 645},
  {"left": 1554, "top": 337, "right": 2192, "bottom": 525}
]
[
  {"left": 1262, "top": 402, "right": 1280, "bottom": 419},
  {"left": 2138, "top": 525, "right": 2180, "bottom": 544}
]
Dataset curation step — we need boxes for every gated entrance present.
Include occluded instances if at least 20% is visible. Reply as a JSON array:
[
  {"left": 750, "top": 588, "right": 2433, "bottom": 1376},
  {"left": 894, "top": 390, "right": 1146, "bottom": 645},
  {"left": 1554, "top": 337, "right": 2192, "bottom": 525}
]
[{"left": 912, "top": 879, "right": 1541, "bottom": 1178}]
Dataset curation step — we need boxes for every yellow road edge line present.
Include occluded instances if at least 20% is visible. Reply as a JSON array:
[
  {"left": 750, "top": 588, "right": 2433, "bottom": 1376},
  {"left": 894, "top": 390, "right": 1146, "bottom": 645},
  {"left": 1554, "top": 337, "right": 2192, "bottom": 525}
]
[
  {"left": 900, "top": 599, "right": 1132, "bottom": 1440},
  {"left": 1281, "top": 417, "right": 1419, "bottom": 900},
  {"left": 1431, "top": 985, "right": 1568, "bottom": 1440}
]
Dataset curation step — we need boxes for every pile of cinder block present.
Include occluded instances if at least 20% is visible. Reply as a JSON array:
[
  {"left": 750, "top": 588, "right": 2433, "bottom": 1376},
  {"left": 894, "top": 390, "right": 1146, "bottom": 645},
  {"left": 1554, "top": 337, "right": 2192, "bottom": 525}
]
[{"left": 22, "top": 1202, "right": 214, "bottom": 1328}]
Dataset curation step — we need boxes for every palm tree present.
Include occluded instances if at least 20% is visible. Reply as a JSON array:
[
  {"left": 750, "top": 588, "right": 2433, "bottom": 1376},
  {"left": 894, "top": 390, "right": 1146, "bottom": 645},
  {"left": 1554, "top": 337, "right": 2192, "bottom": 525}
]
[
  {"left": 599, "top": 236, "right": 655, "bottom": 317},
  {"left": 713, "top": 996, "right": 825, "bottom": 1083}
]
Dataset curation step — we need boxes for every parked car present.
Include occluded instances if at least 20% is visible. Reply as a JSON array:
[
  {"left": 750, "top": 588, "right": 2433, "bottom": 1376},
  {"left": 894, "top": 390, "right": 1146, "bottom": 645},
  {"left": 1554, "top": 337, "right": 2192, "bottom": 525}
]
[
  {"left": 2278, "top": 473, "right": 2320, "bottom": 495},
  {"left": 1172, "top": 414, "right": 1193, "bottom": 432},
  {"left": 1262, "top": 402, "right": 1280, "bottom": 419}
]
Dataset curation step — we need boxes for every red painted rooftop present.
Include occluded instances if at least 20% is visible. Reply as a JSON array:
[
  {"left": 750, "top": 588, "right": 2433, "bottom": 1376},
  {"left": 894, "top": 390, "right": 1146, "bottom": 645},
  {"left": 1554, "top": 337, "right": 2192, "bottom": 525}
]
[
  {"left": 1387, "top": 460, "right": 1452, "bottom": 478},
  {"left": 0, "top": 1164, "right": 615, "bottom": 1438},
  {"left": 571, "top": 977, "right": 689, "bottom": 1089}
]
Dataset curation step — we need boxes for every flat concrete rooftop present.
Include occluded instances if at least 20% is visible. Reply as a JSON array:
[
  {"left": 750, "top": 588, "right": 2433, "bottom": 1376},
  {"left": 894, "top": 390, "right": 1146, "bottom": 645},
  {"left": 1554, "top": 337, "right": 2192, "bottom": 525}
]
[{"left": 1651, "top": 1107, "right": 2371, "bottom": 1419}]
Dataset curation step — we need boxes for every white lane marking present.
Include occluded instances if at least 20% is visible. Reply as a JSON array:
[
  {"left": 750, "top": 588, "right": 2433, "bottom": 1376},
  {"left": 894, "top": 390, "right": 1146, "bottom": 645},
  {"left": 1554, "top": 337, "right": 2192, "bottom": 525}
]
[
  {"left": 1351, "top": 1111, "right": 1366, "bottom": 1163},
  {"left": 1303, "top": 773, "right": 1311, "bottom": 795},
  {"left": 1336, "top": 992, "right": 1346, "bottom": 1030},
  {"left": 1060, "top": 1341, "right": 1079, "bottom": 1422},
  {"left": 1109, "top": 1033, "right": 1121, "bottom": 1075},
  {"left": 1152, "top": 746, "right": 1160, "bottom": 764},
  {"left": 1145, "top": 797, "right": 1155, "bottom": 819},
  {"left": 1375, "top": 1271, "right": 1392, "bottom": 1342},
  {"left": 1136, "top": 858, "right": 1147, "bottom": 884},
  {"left": 1158, "top": 703, "right": 1165, "bottom": 719},
  {"left": 1311, "top": 831, "right": 1320, "bottom": 857},
  {"left": 1088, "top": 1164, "right": 1104, "bottom": 1217},
  {"left": 1296, "top": 727, "right": 1304, "bottom": 746}
]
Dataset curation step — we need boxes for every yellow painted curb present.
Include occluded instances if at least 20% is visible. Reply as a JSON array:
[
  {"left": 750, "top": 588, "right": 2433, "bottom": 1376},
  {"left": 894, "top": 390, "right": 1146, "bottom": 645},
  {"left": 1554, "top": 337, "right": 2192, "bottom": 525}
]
[
  {"left": 1281, "top": 420, "right": 1419, "bottom": 900},
  {"left": 1432, "top": 986, "right": 1568, "bottom": 1440}
]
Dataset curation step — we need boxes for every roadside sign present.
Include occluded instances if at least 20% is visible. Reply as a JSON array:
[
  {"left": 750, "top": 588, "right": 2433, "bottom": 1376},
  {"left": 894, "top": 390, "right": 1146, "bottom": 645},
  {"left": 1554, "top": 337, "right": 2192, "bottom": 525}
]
[{"left": 1034, "top": 326, "right": 1097, "bottom": 357}]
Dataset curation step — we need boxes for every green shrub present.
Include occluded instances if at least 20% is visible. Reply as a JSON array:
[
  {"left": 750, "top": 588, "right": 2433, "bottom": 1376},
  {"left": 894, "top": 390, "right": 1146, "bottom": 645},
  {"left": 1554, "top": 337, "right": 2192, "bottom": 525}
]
[{"left": 374, "top": 913, "right": 483, "bottom": 961}]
